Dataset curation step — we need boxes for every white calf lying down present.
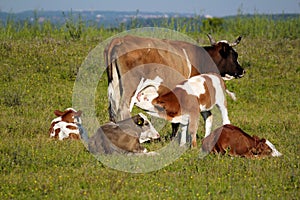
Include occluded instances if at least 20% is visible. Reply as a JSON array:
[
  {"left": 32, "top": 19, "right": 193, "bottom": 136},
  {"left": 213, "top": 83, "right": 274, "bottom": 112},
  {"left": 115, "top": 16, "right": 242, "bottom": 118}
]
[
  {"left": 131, "top": 73, "right": 236, "bottom": 147},
  {"left": 80, "top": 113, "right": 160, "bottom": 155},
  {"left": 49, "top": 108, "right": 82, "bottom": 140}
]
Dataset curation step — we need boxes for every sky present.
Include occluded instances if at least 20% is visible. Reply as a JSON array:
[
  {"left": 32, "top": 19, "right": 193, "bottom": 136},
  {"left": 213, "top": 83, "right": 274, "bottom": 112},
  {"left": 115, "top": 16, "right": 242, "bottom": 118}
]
[{"left": 1, "top": 0, "right": 299, "bottom": 17}]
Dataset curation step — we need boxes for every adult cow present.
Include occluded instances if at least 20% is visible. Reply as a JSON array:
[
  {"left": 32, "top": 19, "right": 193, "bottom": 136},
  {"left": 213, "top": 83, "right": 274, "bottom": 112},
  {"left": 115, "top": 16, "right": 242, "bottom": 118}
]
[{"left": 105, "top": 34, "right": 244, "bottom": 135}]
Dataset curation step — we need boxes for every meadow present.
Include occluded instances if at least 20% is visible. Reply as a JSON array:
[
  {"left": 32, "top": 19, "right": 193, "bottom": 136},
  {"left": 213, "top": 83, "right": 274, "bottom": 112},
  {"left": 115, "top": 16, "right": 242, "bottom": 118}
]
[{"left": 0, "top": 14, "right": 299, "bottom": 199}]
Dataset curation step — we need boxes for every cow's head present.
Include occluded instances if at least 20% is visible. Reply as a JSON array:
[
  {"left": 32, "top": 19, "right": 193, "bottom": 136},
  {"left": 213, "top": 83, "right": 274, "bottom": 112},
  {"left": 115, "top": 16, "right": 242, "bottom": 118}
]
[{"left": 205, "top": 34, "right": 245, "bottom": 80}]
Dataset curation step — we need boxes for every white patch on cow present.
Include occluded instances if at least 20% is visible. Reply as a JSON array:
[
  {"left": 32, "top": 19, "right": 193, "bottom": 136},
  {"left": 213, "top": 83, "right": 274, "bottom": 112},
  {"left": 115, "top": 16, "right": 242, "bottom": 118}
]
[
  {"left": 180, "top": 124, "right": 188, "bottom": 147},
  {"left": 143, "top": 148, "right": 148, "bottom": 153},
  {"left": 136, "top": 90, "right": 158, "bottom": 113},
  {"left": 176, "top": 76, "right": 206, "bottom": 97},
  {"left": 204, "top": 115, "right": 213, "bottom": 137},
  {"left": 222, "top": 74, "right": 235, "bottom": 80},
  {"left": 206, "top": 74, "right": 231, "bottom": 126},
  {"left": 218, "top": 40, "right": 229, "bottom": 44},
  {"left": 65, "top": 107, "right": 77, "bottom": 112},
  {"left": 130, "top": 76, "right": 163, "bottom": 112},
  {"left": 51, "top": 116, "right": 62, "bottom": 124},
  {"left": 182, "top": 48, "right": 192, "bottom": 78},
  {"left": 108, "top": 63, "right": 121, "bottom": 114},
  {"left": 178, "top": 115, "right": 189, "bottom": 146},
  {"left": 170, "top": 114, "right": 189, "bottom": 125},
  {"left": 266, "top": 140, "right": 283, "bottom": 157},
  {"left": 51, "top": 121, "right": 79, "bottom": 140}
]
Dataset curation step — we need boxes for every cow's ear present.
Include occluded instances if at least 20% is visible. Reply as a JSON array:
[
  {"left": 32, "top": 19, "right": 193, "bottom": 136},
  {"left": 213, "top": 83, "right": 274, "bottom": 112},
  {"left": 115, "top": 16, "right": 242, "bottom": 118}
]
[{"left": 54, "top": 110, "right": 64, "bottom": 116}]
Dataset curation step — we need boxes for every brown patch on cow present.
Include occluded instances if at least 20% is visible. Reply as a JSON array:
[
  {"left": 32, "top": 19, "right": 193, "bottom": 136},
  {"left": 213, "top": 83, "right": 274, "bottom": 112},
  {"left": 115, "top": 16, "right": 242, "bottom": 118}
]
[
  {"left": 54, "top": 128, "right": 60, "bottom": 139},
  {"left": 66, "top": 125, "right": 78, "bottom": 130},
  {"left": 68, "top": 133, "right": 80, "bottom": 140},
  {"left": 198, "top": 76, "right": 215, "bottom": 109},
  {"left": 152, "top": 89, "right": 181, "bottom": 119}
]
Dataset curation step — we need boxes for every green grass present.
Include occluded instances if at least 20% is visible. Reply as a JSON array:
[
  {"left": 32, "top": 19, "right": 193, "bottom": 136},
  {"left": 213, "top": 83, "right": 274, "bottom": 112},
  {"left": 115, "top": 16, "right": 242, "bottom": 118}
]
[{"left": 0, "top": 16, "right": 299, "bottom": 199}]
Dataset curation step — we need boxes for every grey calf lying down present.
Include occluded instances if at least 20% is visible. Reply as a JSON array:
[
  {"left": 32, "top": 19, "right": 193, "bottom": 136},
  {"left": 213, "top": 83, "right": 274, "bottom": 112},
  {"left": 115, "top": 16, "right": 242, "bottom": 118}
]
[{"left": 79, "top": 113, "right": 160, "bottom": 155}]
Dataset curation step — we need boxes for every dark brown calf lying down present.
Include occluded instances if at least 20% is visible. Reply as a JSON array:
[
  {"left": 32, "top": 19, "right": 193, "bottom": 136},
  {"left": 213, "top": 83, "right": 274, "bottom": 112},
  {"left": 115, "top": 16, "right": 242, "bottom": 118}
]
[{"left": 201, "top": 124, "right": 282, "bottom": 158}]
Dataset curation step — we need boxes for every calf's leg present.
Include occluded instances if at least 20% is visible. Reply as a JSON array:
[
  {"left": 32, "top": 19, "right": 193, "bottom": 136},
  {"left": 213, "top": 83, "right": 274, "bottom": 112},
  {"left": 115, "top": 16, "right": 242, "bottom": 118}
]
[{"left": 201, "top": 111, "right": 213, "bottom": 138}]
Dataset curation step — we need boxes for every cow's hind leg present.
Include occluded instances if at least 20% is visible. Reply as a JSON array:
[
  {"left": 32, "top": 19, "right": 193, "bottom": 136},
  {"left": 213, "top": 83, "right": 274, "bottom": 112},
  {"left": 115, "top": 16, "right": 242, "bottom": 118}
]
[
  {"left": 201, "top": 111, "right": 213, "bottom": 137},
  {"left": 171, "top": 123, "right": 180, "bottom": 139}
]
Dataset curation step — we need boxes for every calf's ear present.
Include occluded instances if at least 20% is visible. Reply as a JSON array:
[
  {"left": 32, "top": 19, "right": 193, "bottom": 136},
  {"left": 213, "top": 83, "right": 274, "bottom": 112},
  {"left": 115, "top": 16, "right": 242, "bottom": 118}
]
[
  {"left": 75, "top": 110, "right": 82, "bottom": 117},
  {"left": 252, "top": 135, "right": 260, "bottom": 141}
]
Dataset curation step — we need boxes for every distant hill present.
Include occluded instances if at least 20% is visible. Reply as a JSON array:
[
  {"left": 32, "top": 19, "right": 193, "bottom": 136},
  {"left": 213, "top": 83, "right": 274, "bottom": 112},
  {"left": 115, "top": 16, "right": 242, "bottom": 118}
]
[
  {"left": 0, "top": 10, "right": 299, "bottom": 28},
  {"left": 0, "top": 10, "right": 195, "bottom": 28}
]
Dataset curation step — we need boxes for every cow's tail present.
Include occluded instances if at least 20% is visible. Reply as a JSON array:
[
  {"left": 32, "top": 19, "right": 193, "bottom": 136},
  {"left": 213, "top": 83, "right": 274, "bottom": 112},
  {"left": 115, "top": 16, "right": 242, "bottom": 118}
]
[
  {"left": 225, "top": 89, "right": 237, "bottom": 101},
  {"left": 105, "top": 38, "right": 123, "bottom": 122}
]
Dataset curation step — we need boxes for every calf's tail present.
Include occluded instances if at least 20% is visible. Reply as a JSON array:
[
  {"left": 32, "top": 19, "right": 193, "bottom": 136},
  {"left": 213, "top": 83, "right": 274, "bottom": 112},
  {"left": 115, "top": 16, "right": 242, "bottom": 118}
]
[{"left": 225, "top": 89, "right": 237, "bottom": 101}]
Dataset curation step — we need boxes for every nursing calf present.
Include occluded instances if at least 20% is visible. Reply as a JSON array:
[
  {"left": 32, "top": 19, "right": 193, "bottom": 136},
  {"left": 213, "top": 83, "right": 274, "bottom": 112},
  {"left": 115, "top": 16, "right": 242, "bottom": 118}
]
[
  {"left": 131, "top": 73, "right": 236, "bottom": 147},
  {"left": 49, "top": 108, "right": 82, "bottom": 140},
  {"left": 80, "top": 113, "right": 160, "bottom": 155},
  {"left": 201, "top": 124, "right": 282, "bottom": 158}
]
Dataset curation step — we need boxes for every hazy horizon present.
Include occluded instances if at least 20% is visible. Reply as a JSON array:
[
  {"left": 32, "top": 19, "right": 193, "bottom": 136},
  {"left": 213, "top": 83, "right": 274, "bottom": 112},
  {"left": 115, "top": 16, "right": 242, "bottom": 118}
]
[{"left": 1, "top": 0, "right": 299, "bottom": 17}]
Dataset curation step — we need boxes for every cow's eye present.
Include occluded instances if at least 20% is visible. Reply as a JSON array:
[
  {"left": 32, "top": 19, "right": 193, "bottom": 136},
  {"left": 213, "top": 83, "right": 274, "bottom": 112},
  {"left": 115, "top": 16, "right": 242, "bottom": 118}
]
[{"left": 145, "top": 121, "right": 149, "bottom": 126}]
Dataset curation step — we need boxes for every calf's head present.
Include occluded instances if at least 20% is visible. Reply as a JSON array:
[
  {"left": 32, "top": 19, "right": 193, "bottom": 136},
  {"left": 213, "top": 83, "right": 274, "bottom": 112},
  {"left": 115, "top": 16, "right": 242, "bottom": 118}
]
[
  {"left": 53, "top": 108, "right": 82, "bottom": 124},
  {"left": 132, "top": 113, "right": 160, "bottom": 143},
  {"left": 49, "top": 108, "right": 82, "bottom": 140},
  {"left": 251, "top": 136, "right": 273, "bottom": 157},
  {"left": 205, "top": 34, "right": 245, "bottom": 80}
]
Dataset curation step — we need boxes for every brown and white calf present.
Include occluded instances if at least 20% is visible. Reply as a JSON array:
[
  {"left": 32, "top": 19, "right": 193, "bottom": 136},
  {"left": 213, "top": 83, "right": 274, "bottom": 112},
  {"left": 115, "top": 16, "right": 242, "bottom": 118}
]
[
  {"left": 131, "top": 73, "right": 236, "bottom": 147},
  {"left": 81, "top": 113, "right": 160, "bottom": 155},
  {"left": 49, "top": 108, "right": 82, "bottom": 140},
  {"left": 201, "top": 124, "right": 282, "bottom": 158}
]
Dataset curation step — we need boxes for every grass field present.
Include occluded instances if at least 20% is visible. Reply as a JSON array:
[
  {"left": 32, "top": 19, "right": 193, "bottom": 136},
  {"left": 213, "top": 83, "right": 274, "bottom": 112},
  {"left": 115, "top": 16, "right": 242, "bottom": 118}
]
[{"left": 0, "top": 15, "right": 299, "bottom": 199}]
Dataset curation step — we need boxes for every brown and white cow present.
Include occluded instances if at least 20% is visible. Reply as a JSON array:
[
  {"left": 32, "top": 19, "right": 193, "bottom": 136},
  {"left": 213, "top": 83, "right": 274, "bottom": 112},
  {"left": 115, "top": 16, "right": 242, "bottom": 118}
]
[
  {"left": 49, "top": 108, "right": 82, "bottom": 140},
  {"left": 105, "top": 34, "right": 244, "bottom": 123},
  {"left": 80, "top": 113, "right": 160, "bottom": 155},
  {"left": 130, "top": 73, "right": 236, "bottom": 147},
  {"left": 201, "top": 124, "right": 282, "bottom": 158}
]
